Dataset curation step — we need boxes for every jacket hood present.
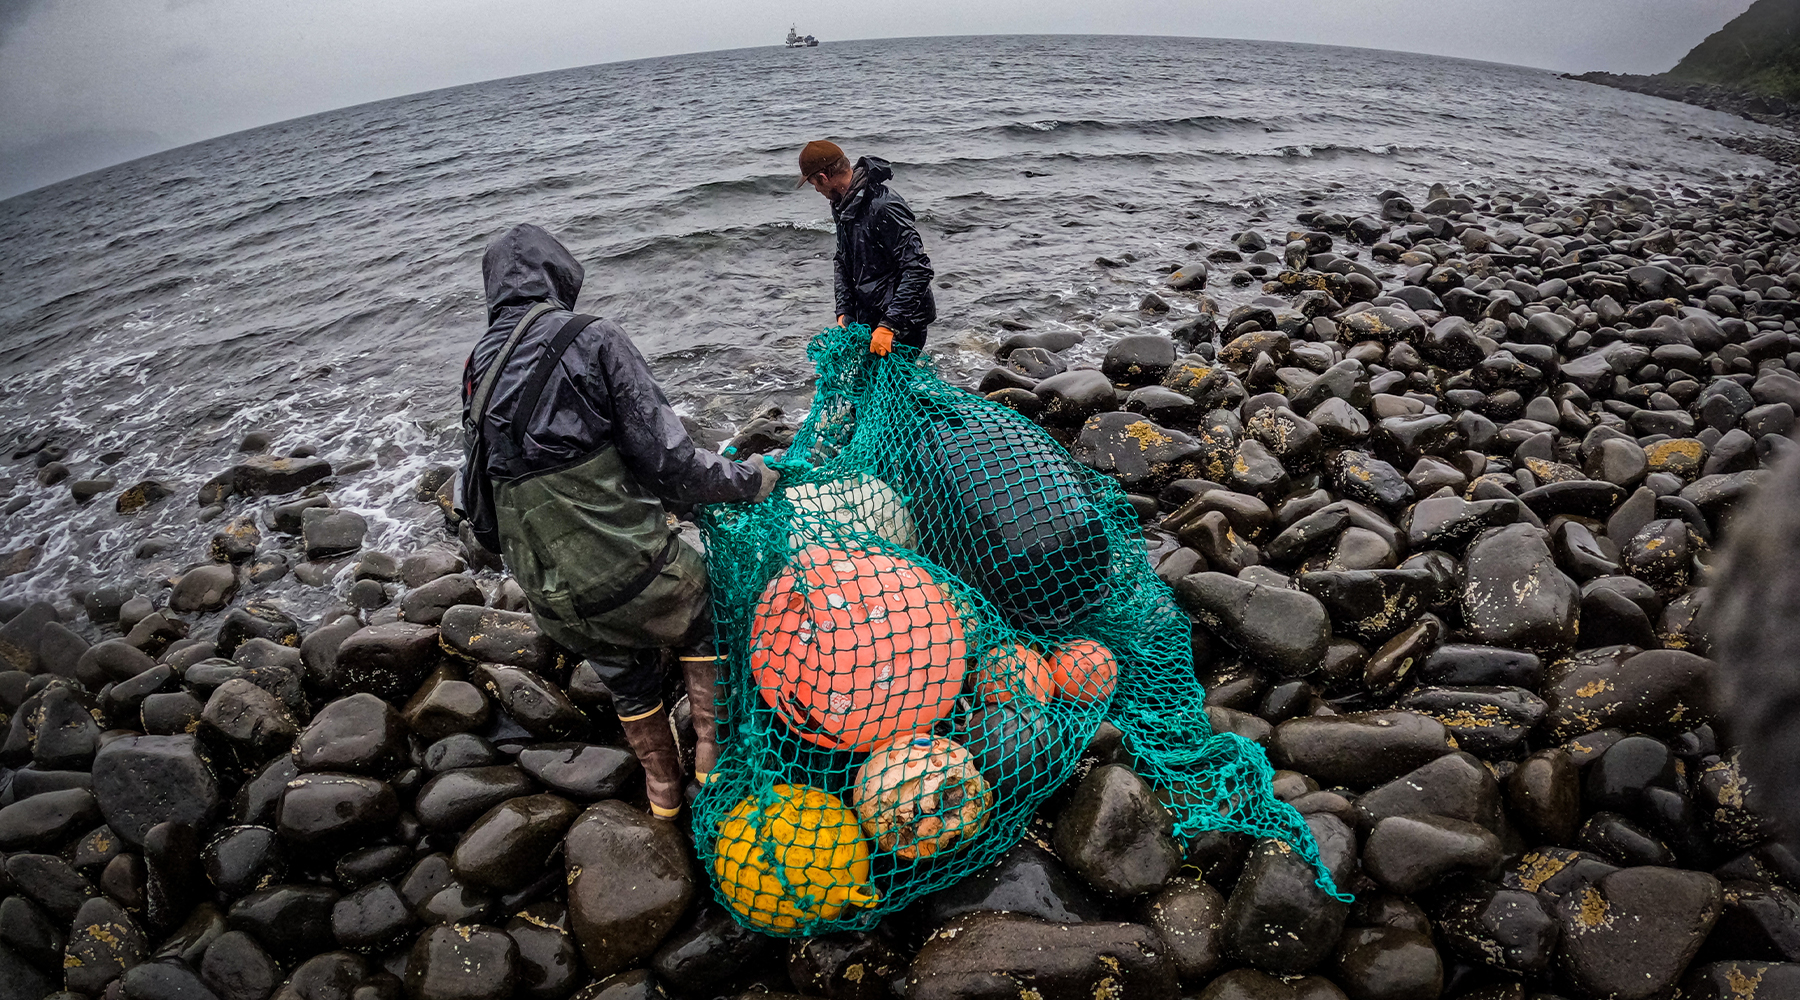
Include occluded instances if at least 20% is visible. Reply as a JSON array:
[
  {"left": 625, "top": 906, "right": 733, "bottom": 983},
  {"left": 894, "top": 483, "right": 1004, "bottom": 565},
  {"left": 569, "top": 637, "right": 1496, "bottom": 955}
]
[
  {"left": 855, "top": 156, "right": 892, "bottom": 185},
  {"left": 836, "top": 156, "right": 893, "bottom": 213},
  {"left": 483, "top": 223, "right": 584, "bottom": 324}
]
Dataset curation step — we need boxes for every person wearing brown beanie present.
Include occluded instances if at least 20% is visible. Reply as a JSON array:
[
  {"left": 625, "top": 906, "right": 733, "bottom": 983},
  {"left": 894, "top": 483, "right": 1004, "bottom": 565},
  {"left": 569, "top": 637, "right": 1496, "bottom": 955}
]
[{"left": 798, "top": 139, "right": 936, "bottom": 355}]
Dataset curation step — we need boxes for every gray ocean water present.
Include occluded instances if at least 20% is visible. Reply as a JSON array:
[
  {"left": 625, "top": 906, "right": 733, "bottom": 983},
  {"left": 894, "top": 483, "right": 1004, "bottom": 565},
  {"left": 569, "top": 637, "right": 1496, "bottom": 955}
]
[{"left": 0, "top": 33, "right": 1785, "bottom": 612}]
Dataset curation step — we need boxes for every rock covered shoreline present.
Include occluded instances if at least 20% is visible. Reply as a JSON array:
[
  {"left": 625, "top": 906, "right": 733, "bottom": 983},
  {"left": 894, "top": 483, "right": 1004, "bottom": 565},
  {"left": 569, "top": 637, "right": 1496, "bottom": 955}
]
[{"left": 2, "top": 159, "right": 1800, "bottom": 1000}]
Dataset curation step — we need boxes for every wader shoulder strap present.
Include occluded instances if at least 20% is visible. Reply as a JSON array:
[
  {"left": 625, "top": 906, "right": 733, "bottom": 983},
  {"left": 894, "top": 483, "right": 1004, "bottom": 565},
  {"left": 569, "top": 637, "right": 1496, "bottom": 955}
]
[
  {"left": 469, "top": 301, "right": 556, "bottom": 433},
  {"left": 510, "top": 313, "right": 601, "bottom": 450}
]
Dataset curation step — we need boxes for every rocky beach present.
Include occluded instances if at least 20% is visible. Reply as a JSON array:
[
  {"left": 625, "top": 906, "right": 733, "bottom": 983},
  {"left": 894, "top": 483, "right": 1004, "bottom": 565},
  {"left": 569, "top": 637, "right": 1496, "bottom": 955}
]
[{"left": 1, "top": 143, "right": 1799, "bottom": 1000}]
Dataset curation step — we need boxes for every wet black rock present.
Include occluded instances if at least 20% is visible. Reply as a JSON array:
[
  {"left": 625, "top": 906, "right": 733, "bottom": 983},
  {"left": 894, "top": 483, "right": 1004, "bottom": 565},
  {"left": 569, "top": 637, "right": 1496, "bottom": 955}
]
[
  {"left": 121, "top": 959, "right": 222, "bottom": 1000},
  {"left": 64, "top": 896, "right": 148, "bottom": 994},
  {"left": 226, "top": 885, "right": 339, "bottom": 963},
  {"left": 1295, "top": 568, "right": 1432, "bottom": 642},
  {"left": 1461, "top": 523, "right": 1580, "bottom": 651},
  {"left": 275, "top": 773, "right": 399, "bottom": 846},
  {"left": 423, "top": 734, "right": 501, "bottom": 772},
  {"left": 1075, "top": 413, "right": 1204, "bottom": 491},
  {"left": 201, "top": 935, "right": 280, "bottom": 1000},
  {"left": 1541, "top": 647, "right": 1717, "bottom": 740},
  {"left": 452, "top": 794, "right": 580, "bottom": 893},
  {"left": 331, "top": 880, "right": 413, "bottom": 954},
  {"left": 1681, "top": 960, "right": 1800, "bottom": 998},
  {"left": 92, "top": 734, "right": 223, "bottom": 848},
  {"left": 1137, "top": 877, "right": 1227, "bottom": 985},
  {"left": 171, "top": 564, "right": 240, "bottom": 614},
  {"left": 1354, "top": 751, "right": 1504, "bottom": 835},
  {"left": 2, "top": 894, "right": 65, "bottom": 969},
  {"left": 1394, "top": 685, "right": 1546, "bottom": 759},
  {"left": 275, "top": 951, "right": 366, "bottom": 1000},
  {"left": 1195, "top": 968, "right": 1348, "bottom": 999},
  {"left": 203, "top": 825, "right": 283, "bottom": 898},
  {"left": 294, "top": 693, "right": 408, "bottom": 775},
  {"left": 472, "top": 663, "right": 585, "bottom": 740},
  {"left": 1557, "top": 866, "right": 1722, "bottom": 999},
  {"left": 1221, "top": 815, "right": 1355, "bottom": 974},
  {"left": 649, "top": 902, "right": 774, "bottom": 996},
  {"left": 1434, "top": 884, "right": 1560, "bottom": 976},
  {"left": 214, "top": 455, "right": 332, "bottom": 501},
  {"left": 1103, "top": 334, "right": 1178, "bottom": 385},
  {"left": 1035, "top": 369, "right": 1120, "bottom": 426},
  {"left": 402, "top": 668, "right": 492, "bottom": 742},
  {"left": 1364, "top": 814, "right": 1503, "bottom": 893},
  {"left": 911, "top": 840, "right": 1102, "bottom": 928},
  {"left": 787, "top": 930, "right": 903, "bottom": 1000},
  {"left": 10, "top": 852, "right": 98, "bottom": 920},
  {"left": 330, "top": 623, "right": 440, "bottom": 701},
  {"left": 1270, "top": 712, "right": 1454, "bottom": 788},
  {"left": 405, "top": 923, "right": 518, "bottom": 1000},
  {"left": 438, "top": 606, "right": 562, "bottom": 674},
  {"left": 302, "top": 508, "right": 368, "bottom": 560},
  {"left": 215, "top": 605, "right": 300, "bottom": 659},
  {"left": 300, "top": 616, "right": 362, "bottom": 689},
  {"left": 1330, "top": 449, "right": 1414, "bottom": 510},
  {"left": 1329, "top": 926, "right": 1442, "bottom": 1000},
  {"left": 516, "top": 743, "right": 639, "bottom": 800},
  {"left": 78, "top": 640, "right": 157, "bottom": 685},
  {"left": 1580, "top": 810, "right": 1678, "bottom": 866},
  {"left": 1052, "top": 764, "right": 1181, "bottom": 898},
  {"left": 0, "top": 786, "right": 99, "bottom": 851},
  {"left": 414, "top": 765, "right": 537, "bottom": 832},
  {"left": 507, "top": 903, "right": 581, "bottom": 1000},
  {"left": 1174, "top": 572, "right": 1329, "bottom": 676},
  {"left": 400, "top": 574, "right": 484, "bottom": 627},
  {"left": 202, "top": 678, "right": 299, "bottom": 757},
  {"left": 1506, "top": 748, "right": 1581, "bottom": 845},
  {"left": 1702, "top": 881, "right": 1800, "bottom": 963},
  {"left": 907, "top": 912, "right": 1178, "bottom": 1000},
  {"left": 564, "top": 799, "right": 696, "bottom": 978}
]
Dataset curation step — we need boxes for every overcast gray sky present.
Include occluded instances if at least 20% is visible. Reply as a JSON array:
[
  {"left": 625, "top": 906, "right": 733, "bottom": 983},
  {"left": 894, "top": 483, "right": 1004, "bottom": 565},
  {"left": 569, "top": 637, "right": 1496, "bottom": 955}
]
[{"left": 0, "top": 0, "right": 1757, "bottom": 199}]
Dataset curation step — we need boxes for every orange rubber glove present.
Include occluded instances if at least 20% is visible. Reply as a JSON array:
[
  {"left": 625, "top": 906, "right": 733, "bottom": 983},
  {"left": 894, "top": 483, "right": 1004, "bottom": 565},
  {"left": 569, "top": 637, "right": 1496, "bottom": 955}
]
[
  {"left": 869, "top": 326, "right": 894, "bottom": 356},
  {"left": 836, "top": 314, "right": 847, "bottom": 328}
]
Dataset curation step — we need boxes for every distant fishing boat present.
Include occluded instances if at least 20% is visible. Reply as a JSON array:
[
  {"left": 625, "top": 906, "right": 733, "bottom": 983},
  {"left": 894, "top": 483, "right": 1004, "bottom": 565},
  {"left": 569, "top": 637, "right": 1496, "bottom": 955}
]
[{"left": 785, "top": 25, "right": 819, "bottom": 47}]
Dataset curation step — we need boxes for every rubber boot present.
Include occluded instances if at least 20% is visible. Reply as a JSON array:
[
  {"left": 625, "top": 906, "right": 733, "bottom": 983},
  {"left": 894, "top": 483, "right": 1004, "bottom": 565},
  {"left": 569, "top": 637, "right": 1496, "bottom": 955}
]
[
  {"left": 680, "top": 653, "right": 723, "bottom": 784},
  {"left": 619, "top": 706, "right": 684, "bottom": 819}
]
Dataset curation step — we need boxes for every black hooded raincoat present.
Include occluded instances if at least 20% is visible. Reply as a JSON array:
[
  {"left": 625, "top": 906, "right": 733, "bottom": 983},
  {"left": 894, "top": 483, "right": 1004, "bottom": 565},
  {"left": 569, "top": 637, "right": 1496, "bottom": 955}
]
[
  {"left": 460, "top": 224, "right": 761, "bottom": 657},
  {"left": 832, "top": 157, "right": 936, "bottom": 347}
]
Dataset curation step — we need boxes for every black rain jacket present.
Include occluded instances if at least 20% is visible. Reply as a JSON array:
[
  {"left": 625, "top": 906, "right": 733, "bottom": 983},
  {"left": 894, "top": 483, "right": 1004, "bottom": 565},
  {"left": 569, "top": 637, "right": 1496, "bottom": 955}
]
[
  {"left": 462, "top": 224, "right": 760, "bottom": 505},
  {"left": 833, "top": 157, "right": 936, "bottom": 343}
]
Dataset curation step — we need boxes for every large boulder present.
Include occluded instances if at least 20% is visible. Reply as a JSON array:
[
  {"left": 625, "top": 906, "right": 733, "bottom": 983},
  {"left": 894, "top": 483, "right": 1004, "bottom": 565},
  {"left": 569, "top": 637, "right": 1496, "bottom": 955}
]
[
  {"left": 907, "top": 911, "right": 1178, "bottom": 1000},
  {"left": 564, "top": 800, "right": 696, "bottom": 978},
  {"left": 92, "top": 735, "right": 224, "bottom": 848}
]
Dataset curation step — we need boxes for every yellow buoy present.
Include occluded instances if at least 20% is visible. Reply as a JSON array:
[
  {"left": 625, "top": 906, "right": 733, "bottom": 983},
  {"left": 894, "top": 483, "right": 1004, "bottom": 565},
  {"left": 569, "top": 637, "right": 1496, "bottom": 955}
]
[{"left": 714, "top": 784, "right": 879, "bottom": 933}]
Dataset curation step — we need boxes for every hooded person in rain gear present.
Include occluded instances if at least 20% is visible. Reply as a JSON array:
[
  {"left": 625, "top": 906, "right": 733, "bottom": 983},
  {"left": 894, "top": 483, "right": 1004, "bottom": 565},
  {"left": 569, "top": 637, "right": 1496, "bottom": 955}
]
[
  {"left": 799, "top": 140, "right": 936, "bottom": 355},
  {"left": 459, "top": 223, "right": 779, "bottom": 819}
]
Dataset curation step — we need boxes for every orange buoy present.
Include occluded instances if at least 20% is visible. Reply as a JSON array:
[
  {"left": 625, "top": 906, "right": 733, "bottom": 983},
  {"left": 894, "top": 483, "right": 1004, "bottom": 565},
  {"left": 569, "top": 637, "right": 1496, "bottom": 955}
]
[
  {"left": 751, "top": 546, "right": 968, "bottom": 752},
  {"left": 973, "top": 643, "right": 1055, "bottom": 705},
  {"left": 1048, "top": 639, "right": 1119, "bottom": 702}
]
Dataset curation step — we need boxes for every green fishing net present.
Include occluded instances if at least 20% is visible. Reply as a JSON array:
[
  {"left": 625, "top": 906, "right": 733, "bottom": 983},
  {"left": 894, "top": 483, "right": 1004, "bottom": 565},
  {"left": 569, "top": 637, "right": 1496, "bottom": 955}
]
[{"left": 693, "top": 323, "right": 1344, "bottom": 935}]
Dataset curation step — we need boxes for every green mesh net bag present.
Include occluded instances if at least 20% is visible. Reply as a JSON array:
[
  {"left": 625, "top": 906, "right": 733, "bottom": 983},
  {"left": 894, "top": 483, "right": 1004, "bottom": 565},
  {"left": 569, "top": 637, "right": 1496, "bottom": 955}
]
[{"left": 693, "top": 324, "right": 1345, "bottom": 935}]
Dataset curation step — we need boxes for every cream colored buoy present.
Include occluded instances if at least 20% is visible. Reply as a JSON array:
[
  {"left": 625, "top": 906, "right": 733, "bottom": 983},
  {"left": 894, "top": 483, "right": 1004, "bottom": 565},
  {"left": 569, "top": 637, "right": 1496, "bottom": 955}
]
[
  {"left": 852, "top": 733, "right": 993, "bottom": 860},
  {"left": 786, "top": 473, "right": 918, "bottom": 549}
]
